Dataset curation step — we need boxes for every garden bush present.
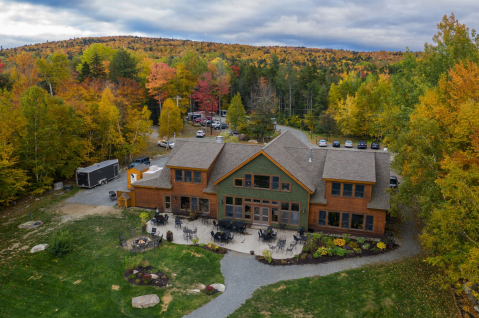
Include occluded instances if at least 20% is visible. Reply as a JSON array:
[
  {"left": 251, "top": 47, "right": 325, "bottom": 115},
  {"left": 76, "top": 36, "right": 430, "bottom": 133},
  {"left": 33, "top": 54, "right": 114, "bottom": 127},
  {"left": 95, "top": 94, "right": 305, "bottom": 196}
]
[
  {"left": 205, "top": 285, "right": 215, "bottom": 295},
  {"left": 377, "top": 242, "right": 387, "bottom": 250},
  {"left": 357, "top": 237, "right": 366, "bottom": 244},
  {"left": 362, "top": 243, "right": 370, "bottom": 250},
  {"left": 333, "top": 238, "right": 346, "bottom": 247},
  {"left": 48, "top": 229, "right": 73, "bottom": 257},
  {"left": 192, "top": 237, "right": 199, "bottom": 245},
  {"left": 141, "top": 260, "right": 150, "bottom": 268},
  {"left": 142, "top": 273, "right": 152, "bottom": 284},
  {"left": 262, "top": 249, "right": 273, "bottom": 263},
  {"left": 342, "top": 233, "right": 351, "bottom": 244},
  {"left": 348, "top": 241, "right": 359, "bottom": 249},
  {"left": 333, "top": 247, "right": 346, "bottom": 256},
  {"left": 124, "top": 255, "right": 143, "bottom": 271}
]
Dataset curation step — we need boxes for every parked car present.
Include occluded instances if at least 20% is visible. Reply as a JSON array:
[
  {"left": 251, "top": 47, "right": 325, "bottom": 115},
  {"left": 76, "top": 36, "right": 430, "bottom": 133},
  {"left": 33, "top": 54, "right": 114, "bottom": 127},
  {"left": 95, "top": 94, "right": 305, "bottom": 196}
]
[
  {"left": 345, "top": 140, "right": 353, "bottom": 148},
  {"left": 332, "top": 140, "right": 340, "bottom": 147},
  {"left": 371, "top": 142, "right": 380, "bottom": 150},
  {"left": 196, "top": 130, "right": 205, "bottom": 138},
  {"left": 128, "top": 156, "right": 150, "bottom": 169},
  {"left": 213, "top": 122, "right": 228, "bottom": 129},
  {"left": 318, "top": 140, "right": 327, "bottom": 147},
  {"left": 157, "top": 140, "right": 175, "bottom": 148},
  {"left": 390, "top": 176, "right": 400, "bottom": 188},
  {"left": 357, "top": 141, "right": 367, "bottom": 149},
  {"left": 194, "top": 117, "right": 203, "bottom": 123}
]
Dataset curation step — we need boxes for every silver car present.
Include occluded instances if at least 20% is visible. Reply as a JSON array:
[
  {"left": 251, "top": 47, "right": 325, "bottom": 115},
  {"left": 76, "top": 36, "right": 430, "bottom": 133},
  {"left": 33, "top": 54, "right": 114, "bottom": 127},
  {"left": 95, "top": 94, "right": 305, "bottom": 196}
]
[
  {"left": 345, "top": 140, "right": 353, "bottom": 148},
  {"left": 318, "top": 140, "right": 327, "bottom": 147}
]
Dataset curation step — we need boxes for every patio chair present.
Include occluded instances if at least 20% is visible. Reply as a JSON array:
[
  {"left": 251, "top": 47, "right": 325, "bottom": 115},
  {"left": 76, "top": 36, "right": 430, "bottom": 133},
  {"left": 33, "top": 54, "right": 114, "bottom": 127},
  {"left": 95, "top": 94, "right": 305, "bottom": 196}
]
[
  {"left": 268, "top": 243, "right": 277, "bottom": 252},
  {"left": 226, "top": 231, "right": 234, "bottom": 242},
  {"left": 119, "top": 240, "right": 127, "bottom": 248},
  {"left": 297, "top": 227, "right": 305, "bottom": 236},
  {"left": 293, "top": 235, "right": 301, "bottom": 244},
  {"left": 155, "top": 235, "right": 163, "bottom": 247},
  {"left": 258, "top": 231, "right": 263, "bottom": 241},
  {"left": 300, "top": 235, "right": 307, "bottom": 244},
  {"left": 149, "top": 227, "right": 157, "bottom": 238},
  {"left": 164, "top": 214, "right": 169, "bottom": 224},
  {"left": 276, "top": 241, "right": 285, "bottom": 253},
  {"left": 285, "top": 245, "right": 294, "bottom": 255},
  {"left": 175, "top": 219, "right": 182, "bottom": 229}
]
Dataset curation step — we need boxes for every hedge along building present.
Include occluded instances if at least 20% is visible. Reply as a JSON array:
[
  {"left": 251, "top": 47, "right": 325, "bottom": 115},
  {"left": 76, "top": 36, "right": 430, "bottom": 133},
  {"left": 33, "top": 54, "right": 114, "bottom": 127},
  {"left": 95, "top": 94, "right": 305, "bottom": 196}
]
[{"left": 125, "top": 131, "right": 391, "bottom": 237}]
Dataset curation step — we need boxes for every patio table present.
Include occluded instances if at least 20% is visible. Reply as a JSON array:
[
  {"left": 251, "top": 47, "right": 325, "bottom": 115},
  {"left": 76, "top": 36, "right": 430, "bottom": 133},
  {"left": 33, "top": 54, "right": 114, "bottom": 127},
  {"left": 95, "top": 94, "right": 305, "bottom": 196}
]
[
  {"left": 214, "top": 232, "right": 228, "bottom": 244},
  {"left": 155, "top": 215, "right": 166, "bottom": 225}
]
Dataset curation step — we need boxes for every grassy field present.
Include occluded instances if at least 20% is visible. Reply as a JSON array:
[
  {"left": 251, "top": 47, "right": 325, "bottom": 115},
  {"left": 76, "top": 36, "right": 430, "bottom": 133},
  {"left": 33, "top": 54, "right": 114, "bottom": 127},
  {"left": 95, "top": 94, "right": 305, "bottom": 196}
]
[
  {"left": 0, "top": 190, "right": 224, "bottom": 317},
  {"left": 228, "top": 255, "right": 458, "bottom": 318}
]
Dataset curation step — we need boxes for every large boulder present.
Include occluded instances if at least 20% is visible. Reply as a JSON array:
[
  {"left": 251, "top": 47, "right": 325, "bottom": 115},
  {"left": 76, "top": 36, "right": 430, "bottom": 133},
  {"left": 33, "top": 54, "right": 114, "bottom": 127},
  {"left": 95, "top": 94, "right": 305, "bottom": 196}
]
[
  {"left": 132, "top": 294, "right": 160, "bottom": 309},
  {"left": 211, "top": 283, "right": 225, "bottom": 292},
  {"left": 30, "top": 244, "right": 48, "bottom": 253}
]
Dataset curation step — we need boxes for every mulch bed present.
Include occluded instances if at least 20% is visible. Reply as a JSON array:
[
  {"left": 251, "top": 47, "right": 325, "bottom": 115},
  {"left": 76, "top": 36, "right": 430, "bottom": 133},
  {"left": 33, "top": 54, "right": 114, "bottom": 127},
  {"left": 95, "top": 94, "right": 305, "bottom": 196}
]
[
  {"left": 196, "top": 244, "right": 228, "bottom": 255},
  {"left": 256, "top": 244, "right": 398, "bottom": 266},
  {"left": 450, "top": 284, "right": 479, "bottom": 318},
  {"left": 124, "top": 265, "right": 169, "bottom": 287}
]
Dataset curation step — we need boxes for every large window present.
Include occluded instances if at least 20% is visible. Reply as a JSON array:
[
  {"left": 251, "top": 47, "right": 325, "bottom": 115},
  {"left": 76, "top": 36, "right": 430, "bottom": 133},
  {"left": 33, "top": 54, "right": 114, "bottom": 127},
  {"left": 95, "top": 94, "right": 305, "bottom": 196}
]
[
  {"left": 180, "top": 196, "right": 209, "bottom": 213},
  {"left": 180, "top": 196, "right": 190, "bottom": 210},
  {"left": 290, "top": 203, "right": 300, "bottom": 225},
  {"left": 318, "top": 211, "right": 374, "bottom": 232},
  {"left": 234, "top": 198, "right": 243, "bottom": 218},
  {"left": 331, "top": 182, "right": 341, "bottom": 196},
  {"left": 234, "top": 178, "right": 243, "bottom": 187},
  {"left": 280, "top": 202, "right": 290, "bottom": 224},
  {"left": 341, "top": 213, "right": 350, "bottom": 228},
  {"left": 331, "top": 182, "right": 366, "bottom": 199},
  {"left": 225, "top": 196, "right": 234, "bottom": 218},
  {"left": 351, "top": 214, "right": 364, "bottom": 230},
  {"left": 342, "top": 184, "right": 353, "bottom": 197},
  {"left": 176, "top": 170, "right": 202, "bottom": 183},
  {"left": 271, "top": 208, "right": 279, "bottom": 223},
  {"left": 328, "top": 212, "right": 340, "bottom": 227},
  {"left": 354, "top": 185, "right": 365, "bottom": 198},
  {"left": 254, "top": 175, "right": 270, "bottom": 189},
  {"left": 175, "top": 169, "right": 183, "bottom": 182},
  {"left": 194, "top": 171, "right": 202, "bottom": 183},
  {"left": 244, "top": 205, "right": 252, "bottom": 220},
  {"left": 164, "top": 195, "right": 171, "bottom": 211}
]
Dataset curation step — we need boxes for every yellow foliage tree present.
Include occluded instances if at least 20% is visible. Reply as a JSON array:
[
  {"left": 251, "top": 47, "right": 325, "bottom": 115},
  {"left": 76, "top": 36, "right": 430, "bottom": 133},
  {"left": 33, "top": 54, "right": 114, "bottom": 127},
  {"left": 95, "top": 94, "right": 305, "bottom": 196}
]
[{"left": 159, "top": 98, "right": 182, "bottom": 148}]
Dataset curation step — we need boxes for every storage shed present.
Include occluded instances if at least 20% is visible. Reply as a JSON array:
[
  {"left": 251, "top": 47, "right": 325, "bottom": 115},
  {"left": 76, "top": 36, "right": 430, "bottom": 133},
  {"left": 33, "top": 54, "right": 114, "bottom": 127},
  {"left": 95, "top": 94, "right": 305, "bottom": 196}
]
[
  {"left": 118, "top": 193, "right": 131, "bottom": 208},
  {"left": 127, "top": 164, "right": 149, "bottom": 189}
]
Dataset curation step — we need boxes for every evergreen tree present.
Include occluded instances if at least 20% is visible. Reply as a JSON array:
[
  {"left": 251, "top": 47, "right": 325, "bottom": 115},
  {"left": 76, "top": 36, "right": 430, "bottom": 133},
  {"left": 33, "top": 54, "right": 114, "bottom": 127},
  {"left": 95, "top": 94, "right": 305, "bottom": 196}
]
[
  {"left": 109, "top": 48, "right": 138, "bottom": 83},
  {"left": 90, "top": 52, "right": 106, "bottom": 79},
  {"left": 78, "top": 61, "right": 91, "bottom": 82}
]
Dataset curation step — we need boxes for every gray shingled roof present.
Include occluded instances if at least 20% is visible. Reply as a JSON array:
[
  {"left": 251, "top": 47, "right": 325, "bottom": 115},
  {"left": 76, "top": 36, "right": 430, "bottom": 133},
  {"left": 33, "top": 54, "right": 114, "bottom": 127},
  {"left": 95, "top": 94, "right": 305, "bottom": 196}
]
[
  {"left": 368, "top": 152, "right": 391, "bottom": 210},
  {"left": 206, "top": 143, "right": 263, "bottom": 193},
  {"left": 121, "top": 193, "right": 130, "bottom": 200},
  {"left": 167, "top": 142, "right": 224, "bottom": 170},
  {"left": 322, "top": 150, "right": 376, "bottom": 183},
  {"left": 262, "top": 133, "right": 315, "bottom": 192},
  {"left": 131, "top": 163, "right": 149, "bottom": 172}
]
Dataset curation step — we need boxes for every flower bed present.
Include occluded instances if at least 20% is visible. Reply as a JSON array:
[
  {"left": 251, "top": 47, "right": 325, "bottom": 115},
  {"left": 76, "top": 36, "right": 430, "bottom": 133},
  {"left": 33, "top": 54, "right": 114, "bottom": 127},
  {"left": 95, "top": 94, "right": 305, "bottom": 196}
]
[
  {"left": 124, "top": 265, "right": 169, "bottom": 287},
  {"left": 256, "top": 233, "right": 398, "bottom": 266},
  {"left": 197, "top": 243, "right": 228, "bottom": 255}
]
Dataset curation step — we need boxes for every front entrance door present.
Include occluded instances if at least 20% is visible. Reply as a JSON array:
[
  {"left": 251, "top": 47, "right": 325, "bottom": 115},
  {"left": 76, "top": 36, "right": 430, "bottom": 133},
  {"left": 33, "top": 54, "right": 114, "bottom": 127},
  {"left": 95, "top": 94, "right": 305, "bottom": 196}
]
[{"left": 253, "top": 206, "right": 269, "bottom": 225}]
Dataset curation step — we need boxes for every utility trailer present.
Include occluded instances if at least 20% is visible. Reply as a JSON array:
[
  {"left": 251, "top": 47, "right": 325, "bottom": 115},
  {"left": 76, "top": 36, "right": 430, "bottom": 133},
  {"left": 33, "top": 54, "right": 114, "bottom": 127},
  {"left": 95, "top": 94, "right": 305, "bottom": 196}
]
[{"left": 76, "top": 159, "right": 119, "bottom": 188}]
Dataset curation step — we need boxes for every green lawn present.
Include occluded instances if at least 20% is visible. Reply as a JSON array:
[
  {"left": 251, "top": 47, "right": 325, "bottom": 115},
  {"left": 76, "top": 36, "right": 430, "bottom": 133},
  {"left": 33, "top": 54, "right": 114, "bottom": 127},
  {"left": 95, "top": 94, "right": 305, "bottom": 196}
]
[
  {"left": 228, "top": 255, "right": 458, "bottom": 318},
  {"left": 0, "top": 190, "right": 223, "bottom": 317}
]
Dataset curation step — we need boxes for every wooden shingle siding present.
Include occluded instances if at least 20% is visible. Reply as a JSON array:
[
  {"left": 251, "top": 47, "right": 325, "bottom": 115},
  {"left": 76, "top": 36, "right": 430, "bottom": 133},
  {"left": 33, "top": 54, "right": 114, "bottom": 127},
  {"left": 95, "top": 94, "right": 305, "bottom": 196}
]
[{"left": 134, "top": 187, "right": 160, "bottom": 208}]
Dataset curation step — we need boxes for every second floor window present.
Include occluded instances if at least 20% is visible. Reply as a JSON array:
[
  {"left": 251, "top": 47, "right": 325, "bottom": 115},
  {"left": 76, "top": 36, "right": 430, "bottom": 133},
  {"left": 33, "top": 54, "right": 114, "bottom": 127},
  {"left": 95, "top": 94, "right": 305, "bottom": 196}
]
[
  {"left": 236, "top": 174, "right": 290, "bottom": 192},
  {"left": 331, "top": 182, "right": 365, "bottom": 199},
  {"left": 175, "top": 170, "right": 202, "bottom": 183},
  {"left": 254, "top": 175, "right": 270, "bottom": 189}
]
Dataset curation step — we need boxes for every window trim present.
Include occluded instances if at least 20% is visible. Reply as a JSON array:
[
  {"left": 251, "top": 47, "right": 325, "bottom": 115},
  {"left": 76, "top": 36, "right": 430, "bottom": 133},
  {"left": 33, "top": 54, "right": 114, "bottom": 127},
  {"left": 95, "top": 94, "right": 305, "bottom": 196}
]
[
  {"left": 193, "top": 171, "right": 202, "bottom": 184},
  {"left": 234, "top": 178, "right": 244, "bottom": 188},
  {"left": 281, "top": 182, "right": 291, "bottom": 192},
  {"left": 179, "top": 195, "right": 210, "bottom": 213},
  {"left": 253, "top": 174, "right": 271, "bottom": 190},
  {"left": 330, "top": 182, "right": 366, "bottom": 199},
  {"left": 164, "top": 195, "right": 171, "bottom": 211}
]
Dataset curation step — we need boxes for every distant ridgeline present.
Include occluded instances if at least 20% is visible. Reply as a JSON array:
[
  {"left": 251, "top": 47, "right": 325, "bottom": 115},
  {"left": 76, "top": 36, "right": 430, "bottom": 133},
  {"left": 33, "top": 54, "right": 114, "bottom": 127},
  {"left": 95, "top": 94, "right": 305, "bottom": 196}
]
[{"left": 0, "top": 35, "right": 409, "bottom": 71}]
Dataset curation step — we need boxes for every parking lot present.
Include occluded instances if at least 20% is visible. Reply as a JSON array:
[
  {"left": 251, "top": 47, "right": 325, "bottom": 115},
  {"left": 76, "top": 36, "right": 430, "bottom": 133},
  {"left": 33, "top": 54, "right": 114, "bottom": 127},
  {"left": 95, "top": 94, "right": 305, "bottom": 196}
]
[{"left": 66, "top": 156, "right": 169, "bottom": 206}]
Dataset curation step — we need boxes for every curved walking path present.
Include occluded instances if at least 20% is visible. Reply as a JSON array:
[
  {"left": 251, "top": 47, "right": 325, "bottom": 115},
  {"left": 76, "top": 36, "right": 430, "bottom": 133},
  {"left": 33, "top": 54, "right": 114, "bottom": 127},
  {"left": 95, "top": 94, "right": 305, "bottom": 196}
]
[{"left": 184, "top": 208, "right": 420, "bottom": 318}]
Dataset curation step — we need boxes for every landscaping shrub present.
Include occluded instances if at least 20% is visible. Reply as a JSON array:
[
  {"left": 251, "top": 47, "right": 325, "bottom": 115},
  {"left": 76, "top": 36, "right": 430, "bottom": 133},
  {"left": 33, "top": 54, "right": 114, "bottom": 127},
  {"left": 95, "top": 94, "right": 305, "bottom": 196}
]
[
  {"left": 357, "top": 237, "right": 366, "bottom": 244},
  {"left": 342, "top": 233, "right": 351, "bottom": 244},
  {"left": 192, "top": 237, "right": 199, "bottom": 245},
  {"left": 199, "top": 243, "right": 205, "bottom": 247},
  {"left": 142, "top": 273, "right": 152, "bottom": 284},
  {"left": 348, "top": 241, "right": 359, "bottom": 249},
  {"left": 312, "top": 233, "right": 321, "bottom": 241},
  {"left": 372, "top": 247, "right": 379, "bottom": 252},
  {"left": 141, "top": 260, "right": 150, "bottom": 268},
  {"left": 313, "top": 251, "right": 322, "bottom": 258},
  {"left": 354, "top": 248, "right": 362, "bottom": 253},
  {"left": 262, "top": 249, "right": 273, "bottom": 263},
  {"left": 205, "top": 285, "right": 215, "bottom": 295},
  {"left": 333, "top": 238, "right": 346, "bottom": 247},
  {"left": 124, "top": 255, "right": 143, "bottom": 271},
  {"left": 333, "top": 247, "right": 346, "bottom": 256},
  {"left": 304, "top": 236, "right": 316, "bottom": 252},
  {"left": 48, "top": 229, "right": 73, "bottom": 257},
  {"left": 377, "top": 242, "right": 387, "bottom": 250},
  {"left": 362, "top": 243, "right": 370, "bottom": 250},
  {"left": 129, "top": 274, "right": 135, "bottom": 279}
]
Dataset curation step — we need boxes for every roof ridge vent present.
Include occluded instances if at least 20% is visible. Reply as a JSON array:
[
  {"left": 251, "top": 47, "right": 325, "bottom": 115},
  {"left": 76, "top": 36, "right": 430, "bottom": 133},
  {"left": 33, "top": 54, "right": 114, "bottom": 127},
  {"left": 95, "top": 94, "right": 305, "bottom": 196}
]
[{"left": 308, "top": 148, "right": 312, "bottom": 163}]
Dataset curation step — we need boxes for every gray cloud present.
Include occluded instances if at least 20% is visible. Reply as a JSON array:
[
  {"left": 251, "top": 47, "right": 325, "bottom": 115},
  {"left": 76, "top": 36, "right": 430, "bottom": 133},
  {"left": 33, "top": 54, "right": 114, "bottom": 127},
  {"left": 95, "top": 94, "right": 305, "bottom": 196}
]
[{"left": 1, "top": 0, "right": 478, "bottom": 51}]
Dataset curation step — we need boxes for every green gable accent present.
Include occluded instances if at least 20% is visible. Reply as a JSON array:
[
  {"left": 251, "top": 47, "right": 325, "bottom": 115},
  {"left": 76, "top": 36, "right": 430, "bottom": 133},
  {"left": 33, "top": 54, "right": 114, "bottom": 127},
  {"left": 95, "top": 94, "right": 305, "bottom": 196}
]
[{"left": 217, "top": 154, "right": 309, "bottom": 229}]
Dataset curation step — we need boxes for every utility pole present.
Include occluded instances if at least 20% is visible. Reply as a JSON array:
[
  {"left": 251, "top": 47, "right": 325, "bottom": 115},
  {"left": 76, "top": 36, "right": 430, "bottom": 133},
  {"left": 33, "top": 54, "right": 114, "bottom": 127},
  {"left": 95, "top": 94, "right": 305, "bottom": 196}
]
[{"left": 173, "top": 95, "right": 182, "bottom": 107}]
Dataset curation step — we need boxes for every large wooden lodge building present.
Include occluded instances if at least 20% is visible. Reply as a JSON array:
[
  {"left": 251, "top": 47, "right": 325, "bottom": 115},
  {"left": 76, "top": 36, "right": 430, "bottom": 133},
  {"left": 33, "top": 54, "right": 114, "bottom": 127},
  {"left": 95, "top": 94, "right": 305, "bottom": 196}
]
[{"left": 119, "top": 131, "right": 391, "bottom": 237}]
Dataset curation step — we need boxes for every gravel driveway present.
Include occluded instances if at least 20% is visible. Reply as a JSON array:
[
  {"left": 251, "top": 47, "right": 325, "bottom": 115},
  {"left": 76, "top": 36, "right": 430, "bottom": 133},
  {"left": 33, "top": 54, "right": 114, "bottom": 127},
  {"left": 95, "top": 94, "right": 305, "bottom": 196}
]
[
  {"left": 66, "top": 156, "right": 169, "bottom": 206},
  {"left": 184, "top": 207, "right": 420, "bottom": 318}
]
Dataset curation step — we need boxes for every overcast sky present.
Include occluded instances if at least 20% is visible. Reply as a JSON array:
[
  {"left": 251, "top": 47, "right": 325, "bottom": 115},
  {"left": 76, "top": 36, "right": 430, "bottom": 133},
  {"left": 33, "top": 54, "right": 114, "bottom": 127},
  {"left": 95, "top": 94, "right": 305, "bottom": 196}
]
[{"left": 0, "top": 0, "right": 478, "bottom": 52}]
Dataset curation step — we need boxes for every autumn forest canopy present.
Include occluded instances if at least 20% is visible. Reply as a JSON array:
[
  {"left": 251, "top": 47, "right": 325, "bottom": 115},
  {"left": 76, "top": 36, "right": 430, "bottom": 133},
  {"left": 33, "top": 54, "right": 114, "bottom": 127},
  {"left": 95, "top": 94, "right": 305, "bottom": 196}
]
[{"left": 1, "top": 13, "right": 479, "bottom": 291}]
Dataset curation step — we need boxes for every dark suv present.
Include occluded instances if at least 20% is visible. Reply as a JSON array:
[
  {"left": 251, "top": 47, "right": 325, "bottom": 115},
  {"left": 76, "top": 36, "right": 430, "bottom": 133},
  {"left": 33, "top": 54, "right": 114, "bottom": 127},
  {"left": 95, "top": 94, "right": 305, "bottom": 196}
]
[
  {"left": 332, "top": 140, "right": 340, "bottom": 147},
  {"left": 390, "top": 176, "right": 399, "bottom": 189},
  {"left": 371, "top": 142, "right": 380, "bottom": 150},
  {"left": 357, "top": 141, "right": 367, "bottom": 149},
  {"left": 128, "top": 156, "right": 150, "bottom": 169}
]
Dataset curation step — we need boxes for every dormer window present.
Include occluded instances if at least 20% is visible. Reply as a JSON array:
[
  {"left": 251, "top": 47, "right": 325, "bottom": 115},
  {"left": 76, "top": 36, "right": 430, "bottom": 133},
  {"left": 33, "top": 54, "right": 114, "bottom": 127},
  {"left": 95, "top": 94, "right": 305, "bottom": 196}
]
[{"left": 331, "top": 182, "right": 365, "bottom": 199}]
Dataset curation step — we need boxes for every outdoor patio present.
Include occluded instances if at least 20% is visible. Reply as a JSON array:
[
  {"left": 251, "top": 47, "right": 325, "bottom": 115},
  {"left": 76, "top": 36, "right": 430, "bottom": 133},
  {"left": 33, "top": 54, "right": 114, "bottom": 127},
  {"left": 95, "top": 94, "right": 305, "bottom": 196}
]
[{"left": 139, "top": 213, "right": 302, "bottom": 259}]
